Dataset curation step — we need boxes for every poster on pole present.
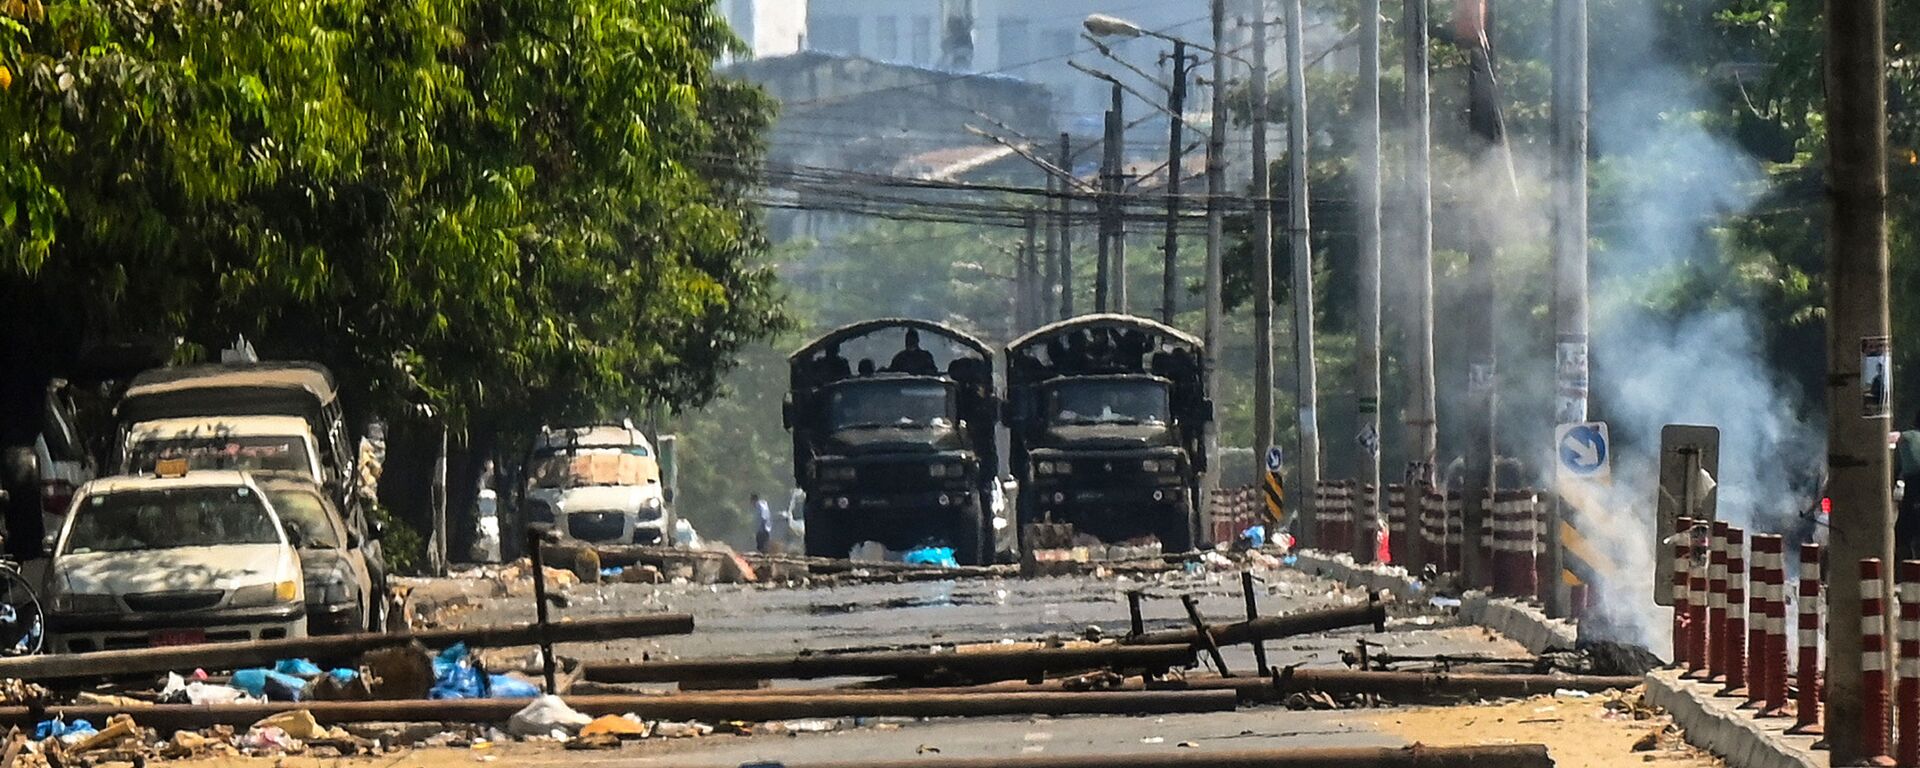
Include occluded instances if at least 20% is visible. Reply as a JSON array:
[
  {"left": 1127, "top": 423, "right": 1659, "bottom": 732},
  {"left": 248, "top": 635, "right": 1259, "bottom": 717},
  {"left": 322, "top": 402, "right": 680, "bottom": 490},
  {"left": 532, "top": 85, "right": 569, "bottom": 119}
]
[
  {"left": 1863, "top": 336, "right": 1892, "bottom": 419},
  {"left": 1555, "top": 337, "right": 1589, "bottom": 425}
]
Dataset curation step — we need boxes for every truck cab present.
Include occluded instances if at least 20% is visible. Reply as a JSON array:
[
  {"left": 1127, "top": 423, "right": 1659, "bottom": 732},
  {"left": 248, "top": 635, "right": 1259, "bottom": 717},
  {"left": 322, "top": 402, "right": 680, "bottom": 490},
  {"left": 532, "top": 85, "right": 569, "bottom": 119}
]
[
  {"left": 785, "top": 319, "right": 998, "bottom": 565},
  {"left": 1005, "top": 314, "right": 1211, "bottom": 552}
]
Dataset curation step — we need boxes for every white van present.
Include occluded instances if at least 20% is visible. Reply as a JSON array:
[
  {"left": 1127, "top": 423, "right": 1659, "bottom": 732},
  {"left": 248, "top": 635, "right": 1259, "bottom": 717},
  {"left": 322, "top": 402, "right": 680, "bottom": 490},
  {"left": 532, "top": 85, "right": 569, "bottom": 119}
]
[{"left": 520, "top": 423, "right": 673, "bottom": 545}]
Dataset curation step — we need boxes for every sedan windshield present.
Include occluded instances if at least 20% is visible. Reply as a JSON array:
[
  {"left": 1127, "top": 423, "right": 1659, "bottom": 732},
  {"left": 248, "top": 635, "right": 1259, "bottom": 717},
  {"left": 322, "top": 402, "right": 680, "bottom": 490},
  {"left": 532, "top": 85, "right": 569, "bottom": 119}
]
[
  {"left": 128, "top": 436, "right": 313, "bottom": 476},
  {"left": 63, "top": 486, "right": 280, "bottom": 554},
  {"left": 827, "top": 381, "right": 953, "bottom": 430},
  {"left": 1048, "top": 380, "right": 1171, "bottom": 426}
]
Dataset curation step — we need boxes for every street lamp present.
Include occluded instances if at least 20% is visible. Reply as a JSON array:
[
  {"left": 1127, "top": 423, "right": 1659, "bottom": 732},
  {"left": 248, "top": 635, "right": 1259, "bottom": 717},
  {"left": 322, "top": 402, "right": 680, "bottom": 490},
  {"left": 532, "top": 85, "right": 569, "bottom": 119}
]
[{"left": 1084, "top": 5, "right": 1233, "bottom": 523}]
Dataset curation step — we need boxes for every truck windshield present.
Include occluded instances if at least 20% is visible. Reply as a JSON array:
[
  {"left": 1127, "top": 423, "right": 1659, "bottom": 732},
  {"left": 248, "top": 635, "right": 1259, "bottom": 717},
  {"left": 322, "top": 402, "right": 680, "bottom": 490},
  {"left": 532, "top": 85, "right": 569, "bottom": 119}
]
[
  {"left": 63, "top": 486, "right": 280, "bottom": 554},
  {"left": 128, "top": 436, "right": 313, "bottom": 477},
  {"left": 827, "top": 381, "right": 953, "bottom": 430},
  {"left": 1048, "top": 380, "right": 1171, "bottom": 426}
]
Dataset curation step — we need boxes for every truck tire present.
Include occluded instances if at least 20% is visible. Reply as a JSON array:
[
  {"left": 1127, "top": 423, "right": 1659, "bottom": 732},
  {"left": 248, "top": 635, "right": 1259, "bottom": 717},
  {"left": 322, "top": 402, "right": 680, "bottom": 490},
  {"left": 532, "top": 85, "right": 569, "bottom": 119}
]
[
  {"left": 1158, "top": 499, "right": 1196, "bottom": 554},
  {"left": 952, "top": 501, "right": 988, "bottom": 566},
  {"left": 805, "top": 507, "right": 847, "bottom": 560}
]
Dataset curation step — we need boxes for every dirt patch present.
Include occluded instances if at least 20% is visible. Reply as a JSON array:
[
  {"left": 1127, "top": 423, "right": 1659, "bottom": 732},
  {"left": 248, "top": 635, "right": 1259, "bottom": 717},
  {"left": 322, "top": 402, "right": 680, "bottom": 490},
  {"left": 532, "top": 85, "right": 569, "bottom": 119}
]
[{"left": 1365, "top": 689, "right": 1723, "bottom": 768}]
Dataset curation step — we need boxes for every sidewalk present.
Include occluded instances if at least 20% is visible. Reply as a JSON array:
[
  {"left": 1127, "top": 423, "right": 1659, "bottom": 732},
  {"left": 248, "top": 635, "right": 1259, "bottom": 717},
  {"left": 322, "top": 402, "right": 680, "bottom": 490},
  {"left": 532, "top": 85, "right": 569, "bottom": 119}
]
[{"left": 1286, "top": 547, "right": 1824, "bottom": 768}]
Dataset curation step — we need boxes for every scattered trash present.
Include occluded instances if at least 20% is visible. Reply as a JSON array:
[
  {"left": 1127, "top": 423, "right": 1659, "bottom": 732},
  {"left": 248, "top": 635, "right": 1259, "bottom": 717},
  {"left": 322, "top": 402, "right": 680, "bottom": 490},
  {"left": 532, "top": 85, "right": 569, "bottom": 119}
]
[
  {"left": 849, "top": 542, "right": 888, "bottom": 562},
  {"left": 1140, "top": 736, "right": 1165, "bottom": 744},
  {"left": 69, "top": 713, "right": 139, "bottom": 752},
  {"left": 432, "top": 643, "right": 490, "bottom": 699},
  {"left": 275, "top": 658, "right": 324, "bottom": 678},
  {"left": 241, "top": 725, "right": 305, "bottom": 754},
  {"left": 1428, "top": 596, "right": 1463, "bottom": 608},
  {"left": 185, "top": 681, "right": 254, "bottom": 706},
  {"left": 651, "top": 720, "right": 714, "bottom": 739},
  {"left": 579, "top": 714, "right": 649, "bottom": 738},
  {"left": 488, "top": 674, "right": 541, "bottom": 699},
  {"left": 1555, "top": 689, "right": 1595, "bottom": 699},
  {"left": 234, "top": 668, "right": 308, "bottom": 701},
  {"left": 34, "top": 717, "right": 94, "bottom": 742},
  {"left": 255, "top": 709, "right": 328, "bottom": 740},
  {"left": 1177, "top": 741, "right": 1200, "bottom": 748},
  {"left": 902, "top": 546, "right": 957, "bottom": 568},
  {"left": 777, "top": 719, "right": 839, "bottom": 734},
  {"left": 507, "top": 695, "right": 593, "bottom": 737}
]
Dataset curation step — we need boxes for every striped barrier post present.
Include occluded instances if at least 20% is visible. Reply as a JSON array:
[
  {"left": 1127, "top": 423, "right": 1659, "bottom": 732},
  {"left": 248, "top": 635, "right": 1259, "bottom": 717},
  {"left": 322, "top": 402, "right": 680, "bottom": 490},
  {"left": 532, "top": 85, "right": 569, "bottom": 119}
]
[
  {"left": 1333, "top": 480, "right": 1355, "bottom": 558},
  {"left": 1478, "top": 493, "right": 1496, "bottom": 591},
  {"left": 1747, "top": 533, "right": 1769, "bottom": 708},
  {"left": 1863, "top": 558, "right": 1893, "bottom": 756},
  {"left": 1686, "top": 521, "right": 1709, "bottom": 679},
  {"left": 1386, "top": 484, "right": 1407, "bottom": 566},
  {"left": 1791, "top": 542, "right": 1823, "bottom": 734},
  {"left": 1419, "top": 490, "right": 1442, "bottom": 572},
  {"left": 1674, "top": 516, "right": 1694, "bottom": 667},
  {"left": 1533, "top": 491, "right": 1552, "bottom": 605},
  {"left": 1720, "top": 518, "right": 1735, "bottom": 679},
  {"left": 1900, "top": 560, "right": 1920, "bottom": 768},
  {"left": 1516, "top": 489, "right": 1539, "bottom": 600},
  {"left": 1354, "top": 483, "right": 1378, "bottom": 563},
  {"left": 1722, "top": 526, "right": 1747, "bottom": 695},
  {"left": 1489, "top": 490, "right": 1514, "bottom": 596},
  {"left": 1757, "top": 534, "right": 1791, "bottom": 715},
  {"left": 1444, "top": 490, "right": 1464, "bottom": 575}
]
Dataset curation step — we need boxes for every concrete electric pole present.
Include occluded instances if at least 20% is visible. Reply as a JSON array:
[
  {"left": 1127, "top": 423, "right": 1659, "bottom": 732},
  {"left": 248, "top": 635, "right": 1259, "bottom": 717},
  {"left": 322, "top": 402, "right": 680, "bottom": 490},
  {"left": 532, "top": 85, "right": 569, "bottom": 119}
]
[
  {"left": 1399, "top": 0, "right": 1437, "bottom": 575},
  {"left": 1458, "top": 0, "right": 1502, "bottom": 590},
  {"left": 1251, "top": 3, "right": 1277, "bottom": 494},
  {"left": 1821, "top": 0, "right": 1893, "bottom": 758},
  {"left": 1284, "top": 0, "right": 1321, "bottom": 546},
  {"left": 1354, "top": 0, "right": 1383, "bottom": 563},
  {"left": 1161, "top": 41, "right": 1190, "bottom": 326},
  {"left": 1548, "top": 0, "right": 1589, "bottom": 616},
  {"left": 1058, "top": 133, "right": 1075, "bottom": 319},
  {"left": 1202, "top": 0, "right": 1228, "bottom": 523}
]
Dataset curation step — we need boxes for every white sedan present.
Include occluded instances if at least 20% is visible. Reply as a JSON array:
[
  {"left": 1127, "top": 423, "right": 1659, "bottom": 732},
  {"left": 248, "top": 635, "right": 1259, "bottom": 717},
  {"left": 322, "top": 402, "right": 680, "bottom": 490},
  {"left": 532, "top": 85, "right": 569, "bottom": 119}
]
[{"left": 45, "top": 468, "right": 306, "bottom": 653}]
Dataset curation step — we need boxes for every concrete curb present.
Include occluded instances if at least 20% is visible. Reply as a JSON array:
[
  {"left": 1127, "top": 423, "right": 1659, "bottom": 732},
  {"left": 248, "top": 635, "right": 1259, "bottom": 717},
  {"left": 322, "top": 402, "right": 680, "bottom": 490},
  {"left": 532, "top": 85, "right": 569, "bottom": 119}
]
[
  {"left": 1641, "top": 670, "right": 1823, "bottom": 768},
  {"left": 1287, "top": 550, "right": 1577, "bottom": 654}
]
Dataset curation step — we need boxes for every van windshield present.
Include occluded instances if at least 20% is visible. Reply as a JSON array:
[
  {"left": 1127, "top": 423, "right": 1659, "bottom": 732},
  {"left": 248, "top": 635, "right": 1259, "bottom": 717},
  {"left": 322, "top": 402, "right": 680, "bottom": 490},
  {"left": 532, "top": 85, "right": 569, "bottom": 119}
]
[
  {"left": 128, "top": 436, "right": 313, "bottom": 477},
  {"left": 64, "top": 486, "right": 280, "bottom": 554}
]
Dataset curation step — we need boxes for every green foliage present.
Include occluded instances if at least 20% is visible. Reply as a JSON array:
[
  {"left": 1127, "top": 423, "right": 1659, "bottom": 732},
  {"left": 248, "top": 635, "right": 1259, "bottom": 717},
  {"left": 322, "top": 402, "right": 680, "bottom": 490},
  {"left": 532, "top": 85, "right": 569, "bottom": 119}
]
[
  {"left": 369, "top": 501, "right": 427, "bottom": 575},
  {"left": 0, "top": 0, "right": 784, "bottom": 429}
]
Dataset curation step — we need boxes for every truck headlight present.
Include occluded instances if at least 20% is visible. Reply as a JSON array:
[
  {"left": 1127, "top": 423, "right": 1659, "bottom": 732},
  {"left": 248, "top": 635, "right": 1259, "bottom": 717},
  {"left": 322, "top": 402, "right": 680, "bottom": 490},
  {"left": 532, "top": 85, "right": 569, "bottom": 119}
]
[
  {"left": 51, "top": 593, "right": 117, "bottom": 614},
  {"left": 1037, "top": 461, "right": 1071, "bottom": 476},
  {"left": 1142, "top": 458, "right": 1178, "bottom": 474},
  {"left": 928, "top": 463, "right": 963, "bottom": 478},
  {"left": 233, "top": 580, "right": 300, "bottom": 607},
  {"left": 823, "top": 466, "right": 857, "bottom": 482}
]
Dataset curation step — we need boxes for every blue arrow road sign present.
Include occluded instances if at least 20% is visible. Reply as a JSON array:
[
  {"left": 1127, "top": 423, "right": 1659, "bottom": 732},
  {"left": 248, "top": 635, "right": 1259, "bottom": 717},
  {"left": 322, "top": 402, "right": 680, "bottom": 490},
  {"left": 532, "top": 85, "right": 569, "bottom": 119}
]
[
  {"left": 1557, "top": 422, "right": 1609, "bottom": 477},
  {"left": 1265, "top": 446, "right": 1285, "bottom": 473}
]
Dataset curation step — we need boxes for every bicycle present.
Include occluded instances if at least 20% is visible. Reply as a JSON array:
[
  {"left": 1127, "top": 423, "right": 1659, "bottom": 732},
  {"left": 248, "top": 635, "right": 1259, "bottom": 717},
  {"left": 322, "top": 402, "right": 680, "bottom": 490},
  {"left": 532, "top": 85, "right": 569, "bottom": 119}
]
[{"left": 0, "top": 490, "right": 45, "bottom": 656}]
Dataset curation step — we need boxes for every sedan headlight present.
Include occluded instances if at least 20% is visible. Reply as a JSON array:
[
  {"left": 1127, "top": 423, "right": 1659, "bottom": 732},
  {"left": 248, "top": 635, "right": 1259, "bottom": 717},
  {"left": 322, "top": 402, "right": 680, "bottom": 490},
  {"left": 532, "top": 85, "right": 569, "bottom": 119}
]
[
  {"left": 305, "top": 570, "right": 354, "bottom": 605},
  {"left": 822, "top": 466, "right": 857, "bottom": 482},
  {"left": 233, "top": 580, "right": 300, "bottom": 607},
  {"left": 50, "top": 593, "right": 117, "bottom": 614}
]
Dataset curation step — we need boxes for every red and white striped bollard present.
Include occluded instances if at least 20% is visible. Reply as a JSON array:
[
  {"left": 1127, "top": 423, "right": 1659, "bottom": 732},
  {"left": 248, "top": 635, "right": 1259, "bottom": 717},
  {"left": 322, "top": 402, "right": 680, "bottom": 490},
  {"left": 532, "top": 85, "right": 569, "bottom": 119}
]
[
  {"left": 1673, "top": 516, "right": 1694, "bottom": 667},
  {"left": 1722, "top": 527, "right": 1747, "bottom": 694},
  {"left": 1898, "top": 560, "right": 1920, "bottom": 768},
  {"left": 1863, "top": 557, "right": 1893, "bottom": 757},
  {"left": 1758, "top": 534, "right": 1791, "bottom": 716},
  {"left": 1708, "top": 520, "right": 1729, "bottom": 680},
  {"left": 1790, "top": 542, "right": 1823, "bottom": 734}
]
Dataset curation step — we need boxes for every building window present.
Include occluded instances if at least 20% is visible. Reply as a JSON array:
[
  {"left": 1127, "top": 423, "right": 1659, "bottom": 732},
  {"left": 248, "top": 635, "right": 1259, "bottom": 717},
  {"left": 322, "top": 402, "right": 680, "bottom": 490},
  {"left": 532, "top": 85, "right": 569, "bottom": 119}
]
[
  {"left": 997, "top": 16, "right": 1031, "bottom": 69},
  {"left": 911, "top": 16, "right": 932, "bottom": 65},
  {"left": 813, "top": 15, "right": 860, "bottom": 56},
  {"left": 877, "top": 15, "right": 899, "bottom": 61}
]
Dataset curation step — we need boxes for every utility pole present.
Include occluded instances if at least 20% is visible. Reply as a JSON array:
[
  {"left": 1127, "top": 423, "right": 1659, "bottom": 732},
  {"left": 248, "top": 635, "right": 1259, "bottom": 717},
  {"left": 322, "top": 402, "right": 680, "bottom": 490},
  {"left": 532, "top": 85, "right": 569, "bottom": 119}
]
[
  {"left": 1161, "top": 41, "right": 1190, "bottom": 326},
  {"left": 1044, "top": 174, "right": 1059, "bottom": 325},
  {"left": 1059, "top": 132, "right": 1075, "bottom": 319},
  {"left": 1201, "top": 0, "right": 1227, "bottom": 526},
  {"left": 1355, "top": 0, "right": 1383, "bottom": 562},
  {"left": 1110, "top": 82, "right": 1129, "bottom": 315},
  {"left": 1548, "top": 0, "right": 1588, "bottom": 615},
  {"left": 1822, "top": 0, "right": 1892, "bottom": 757},
  {"left": 1251, "top": 3, "right": 1276, "bottom": 492},
  {"left": 1097, "top": 99, "right": 1118, "bottom": 313},
  {"left": 1023, "top": 210, "right": 1039, "bottom": 333},
  {"left": 1283, "top": 0, "right": 1320, "bottom": 546},
  {"left": 1399, "top": 0, "right": 1436, "bottom": 575},
  {"left": 1459, "top": 0, "right": 1502, "bottom": 590}
]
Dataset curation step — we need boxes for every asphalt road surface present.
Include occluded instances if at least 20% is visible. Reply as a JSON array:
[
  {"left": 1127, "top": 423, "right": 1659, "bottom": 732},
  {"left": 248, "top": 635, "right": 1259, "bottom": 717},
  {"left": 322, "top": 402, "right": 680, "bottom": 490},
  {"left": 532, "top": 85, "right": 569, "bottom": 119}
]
[{"left": 350, "top": 565, "right": 1724, "bottom": 766}]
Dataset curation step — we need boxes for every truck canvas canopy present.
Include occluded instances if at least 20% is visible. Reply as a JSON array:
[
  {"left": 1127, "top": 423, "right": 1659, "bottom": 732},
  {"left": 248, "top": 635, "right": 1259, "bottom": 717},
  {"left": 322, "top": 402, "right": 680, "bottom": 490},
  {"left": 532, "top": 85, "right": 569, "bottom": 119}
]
[{"left": 117, "top": 362, "right": 339, "bottom": 424}]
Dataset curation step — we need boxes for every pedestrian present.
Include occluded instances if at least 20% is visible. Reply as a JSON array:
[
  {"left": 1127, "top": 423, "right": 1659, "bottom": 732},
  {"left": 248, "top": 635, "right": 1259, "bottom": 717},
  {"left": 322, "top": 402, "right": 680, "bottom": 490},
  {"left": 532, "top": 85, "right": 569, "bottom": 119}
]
[
  {"left": 752, "top": 493, "right": 772, "bottom": 552},
  {"left": 1895, "top": 413, "right": 1920, "bottom": 558}
]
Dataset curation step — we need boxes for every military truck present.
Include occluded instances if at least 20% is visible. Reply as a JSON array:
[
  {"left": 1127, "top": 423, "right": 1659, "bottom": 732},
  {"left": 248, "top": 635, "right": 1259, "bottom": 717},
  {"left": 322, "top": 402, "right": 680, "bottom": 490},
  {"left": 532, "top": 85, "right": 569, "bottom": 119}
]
[
  {"left": 1004, "top": 314, "right": 1211, "bottom": 552},
  {"left": 784, "top": 319, "right": 998, "bottom": 565}
]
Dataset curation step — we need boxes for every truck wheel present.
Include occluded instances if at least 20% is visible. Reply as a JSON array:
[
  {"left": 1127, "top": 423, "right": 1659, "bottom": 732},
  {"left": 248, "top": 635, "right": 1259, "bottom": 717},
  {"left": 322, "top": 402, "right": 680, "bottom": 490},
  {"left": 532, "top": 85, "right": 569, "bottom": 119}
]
[
  {"left": 952, "top": 501, "right": 988, "bottom": 567},
  {"left": 1159, "top": 500, "right": 1196, "bottom": 554},
  {"left": 805, "top": 512, "right": 841, "bottom": 560}
]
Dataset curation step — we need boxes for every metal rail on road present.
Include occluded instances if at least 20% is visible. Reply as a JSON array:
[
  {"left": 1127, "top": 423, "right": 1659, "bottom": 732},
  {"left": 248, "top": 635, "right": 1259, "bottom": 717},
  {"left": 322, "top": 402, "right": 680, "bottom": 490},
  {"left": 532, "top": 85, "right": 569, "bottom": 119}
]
[
  {"left": 776, "top": 744, "right": 1554, "bottom": 768},
  {"left": 0, "top": 689, "right": 1239, "bottom": 731},
  {"left": 1126, "top": 599, "right": 1387, "bottom": 650},
  {"left": 579, "top": 643, "right": 1196, "bottom": 684},
  {"left": 0, "top": 614, "right": 695, "bottom": 685}
]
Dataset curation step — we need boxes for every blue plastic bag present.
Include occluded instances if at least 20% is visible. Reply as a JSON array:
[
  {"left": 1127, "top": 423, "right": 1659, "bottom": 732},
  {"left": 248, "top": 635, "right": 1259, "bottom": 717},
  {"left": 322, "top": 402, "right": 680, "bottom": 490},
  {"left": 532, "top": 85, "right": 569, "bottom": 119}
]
[
  {"left": 1240, "top": 525, "right": 1267, "bottom": 549},
  {"left": 34, "top": 718, "right": 94, "bottom": 741},
  {"left": 274, "top": 658, "right": 323, "bottom": 677},
  {"left": 429, "top": 643, "right": 489, "bottom": 699},
  {"left": 903, "top": 546, "right": 957, "bottom": 568},
  {"left": 487, "top": 674, "right": 540, "bottom": 698},
  {"left": 233, "top": 668, "right": 309, "bottom": 701},
  {"left": 327, "top": 668, "right": 358, "bottom": 683}
]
